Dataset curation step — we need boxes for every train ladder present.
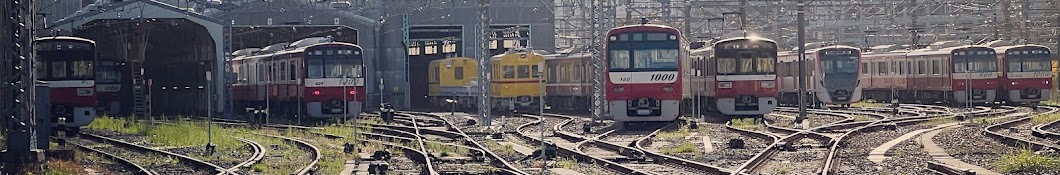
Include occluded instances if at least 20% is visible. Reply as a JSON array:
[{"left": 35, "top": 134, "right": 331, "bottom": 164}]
[{"left": 131, "top": 60, "right": 151, "bottom": 120}]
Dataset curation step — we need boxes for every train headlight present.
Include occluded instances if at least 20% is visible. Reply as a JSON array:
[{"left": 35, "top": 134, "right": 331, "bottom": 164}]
[
  {"left": 613, "top": 87, "right": 625, "bottom": 93},
  {"left": 1045, "top": 80, "right": 1050, "bottom": 85},
  {"left": 760, "top": 81, "right": 776, "bottom": 88},
  {"left": 718, "top": 82, "right": 733, "bottom": 89},
  {"left": 1011, "top": 81, "right": 1018, "bottom": 85},
  {"left": 662, "top": 86, "right": 674, "bottom": 92}
]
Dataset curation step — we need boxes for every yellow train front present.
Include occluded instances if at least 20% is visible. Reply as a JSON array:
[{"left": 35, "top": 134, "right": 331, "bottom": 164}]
[
  {"left": 491, "top": 51, "right": 546, "bottom": 112},
  {"left": 427, "top": 57, "right": 479, "bottom": 110}
]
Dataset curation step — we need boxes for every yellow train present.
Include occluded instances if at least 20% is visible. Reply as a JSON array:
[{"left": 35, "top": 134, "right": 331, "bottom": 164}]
[{"left": 427, "top": 50, "right": 546, "bottom": 112}]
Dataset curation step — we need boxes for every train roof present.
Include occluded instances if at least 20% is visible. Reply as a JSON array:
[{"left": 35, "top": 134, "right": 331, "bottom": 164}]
[
  {"left": 993, "top": 44, "right": 1052, "bottom": 53},
  {"left": 429, "top": 57, "right": 475, "bottom": 64},
  {"left": 608, "top": 24, "right": 679, "bottom": 33},
  {"left": 232, "top": 48, "right": 261, "bottom": 56},
  {"left": 778, "top": 45, "right": 860, "bottom": 56},
  {"left": 713, "top": 36, "right": 777, "bottom": 45},
  {"left": 35, "top": 36, "right": 95, "bottom": 44},
  {"left": 906, "top": 45, "right": 992, "bottom": 56},
  {"left": 233, "top": 42, "right": 360, "bottom": 61},
  {"left": 491, "top": 50, "right": 547, "bottom": 60},
  {"left": 544, "top": 52, "right": 593, "bottom": 61}
]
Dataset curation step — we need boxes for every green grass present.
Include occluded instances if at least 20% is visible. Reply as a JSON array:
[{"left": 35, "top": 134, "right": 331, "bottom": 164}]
[
  {"left": 657, "top": 126, "right": 692, "bottom": 140},
  {"left": 992, "top": 149, "right": 1060, "bottom": 173},
  {"left": 852, "top": 115, "right": 873, "bottom": 122},
  {"left": 484, "top": 140, "right": 516, "bottom": 156},
  {"left": 1032, "top": 113, "right": 1060, "bottom": 125},
  {"left": 851, "top": 99, "right": 884, "bottom": 108},
  {"left": 922, "top": 117, "right": 956, "bottom": 126},
  {"left": 555, "top": 156, "right": 577, "bottom": 169},
  {"left": 730, "top": 118, "right": 764, "bottom": 131},
  {"left": 661, "top": 142, "right": 698, "bottom": 154},
  {"left": 426, "top": 142, "right": 469, "bottom": 157},
  {"left": 87, "top": 116, "right": 243, "bottom": 150}
]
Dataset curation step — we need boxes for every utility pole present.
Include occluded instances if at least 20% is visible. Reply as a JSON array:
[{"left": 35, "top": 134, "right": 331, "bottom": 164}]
[
  {"left": 3, "top": 0, "right": 39, "bottom": 172},
  {"left": 795, "top": 0, "right": 807, "bottom": 125},
  {"left": 477, "top": 0, "right": 493, "bottom": 127},
  {"left": 589, "top": 0, "right": 613, "bottom": 128}
]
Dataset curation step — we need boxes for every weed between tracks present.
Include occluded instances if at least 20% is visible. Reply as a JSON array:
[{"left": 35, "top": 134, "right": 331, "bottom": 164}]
[
  {"left": 88, "top": 116, "right": 243, "bottom": 149},
  {"left": 661, "top": 142, "right": 699, "bottom": 155},
  {"left": 851, "top": 99, "right": 883, "bottom": 108},
  {"left": 1031, "top": 113, "right": 1060, "bottom": 125},
  {"left": 992, "top": 149, "right": 1060, "bottom": 173},
  {"left": 426, "top": 142, "right": 470, "bottom": 157},
  {"left": 922, "top": 117, "right": 956, "bottom": 126},
  {"left": 852, "top": 115, "right": 873, "bottom": 122},
  {"left": 554, "top": 156, "right": 576, "bottom": 169},
  {"left": 730, "top": 118, "right": 764, "bottom": 131}
]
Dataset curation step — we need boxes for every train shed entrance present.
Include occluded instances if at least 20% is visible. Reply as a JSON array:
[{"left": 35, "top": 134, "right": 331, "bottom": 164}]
[{"left": 48, "top": 0, "right": 225, "bottom": 118}]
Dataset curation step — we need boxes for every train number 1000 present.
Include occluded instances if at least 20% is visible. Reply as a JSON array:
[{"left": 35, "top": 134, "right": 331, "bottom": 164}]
[{"left": 650, "top": 74, "right": 676, "bottom": 81}]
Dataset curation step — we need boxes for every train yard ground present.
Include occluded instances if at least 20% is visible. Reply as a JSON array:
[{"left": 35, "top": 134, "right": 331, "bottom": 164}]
[{"left": 30, "top": 102, "right": 1060, "bottom": 175}]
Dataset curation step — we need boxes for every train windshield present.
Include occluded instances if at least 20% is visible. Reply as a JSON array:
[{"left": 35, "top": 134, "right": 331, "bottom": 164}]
[
  {"left": 1005, "top": 49, "right": 1051, "bottom": 72},
  {"left": 35, "top": 60, "right": 93, "bottom": 80},
  {"left": 306, "top": 48, "right": 363, "bottom": 78},
  {"left": 96, "top": 61, "right": 122, "bottom": 84},
  {"left": 821, "top": 56, "right": 859, "bottom": 75},
  {"left": 952, "top": 50, "right": 998, "bottom": 73},
  {"left": 607, "top": 32, "right": 680, "bottom": 71},
  {"left": 715, "top": 51, "right": 775, "bottom": 75}
]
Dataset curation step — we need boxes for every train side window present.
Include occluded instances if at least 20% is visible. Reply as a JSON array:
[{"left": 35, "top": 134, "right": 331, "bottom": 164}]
[
  {"left": 917, "top": 60, "right": 926, "bottom": 75},
  {"left": 560, "top": 65, "right": 567, "bottom": 82},
  {"left": 877, "top": 62, "right": 887, "bottom": 75},
  {"left": 861, "top": 63, "right": 869, "bottom": 75},
  {"left": 289, "top": 61, "right": 297, "bottom": 81},
  {"left": 531, "top": 65, "right": 540, "bottom": 78},
  {"left": 280, "top": 62, "right": 287, "bottom": 81},
  {"left": 551, "top": 65, "right": 559, "bottom": 83},
  {"left": 454, "top": 67, "right": 464, "bottom": 80},
  {"left": 932, "top": 59, "right": 941, "bottom": 75},
  {"left": 503, "top": 66, "right": 515, "bottom": 78}
]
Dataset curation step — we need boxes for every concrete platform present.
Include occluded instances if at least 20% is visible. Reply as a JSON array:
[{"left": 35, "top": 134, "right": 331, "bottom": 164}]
[{"left": 919, "top": 125, "right": 1002, "bottom": 175}]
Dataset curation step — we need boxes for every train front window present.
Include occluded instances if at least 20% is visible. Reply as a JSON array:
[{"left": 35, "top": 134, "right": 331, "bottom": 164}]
[
  {"left": 716, "top": 51, "right": 775, "bottom": 75},
  {"left": 609, "top": 50, "right": 631, "bottom": 69},
  {"left": 633, "top": 49, "right": 678, "bottom": 69},
  {"left": 821, "top": 56, "right": 859, "bottom": 74},
  {"left": 1006, "top": 51, "right": 1050, "bottom": 72},
  {"left": 97, "top": 61, "right": 122, "bottom": 84},
  {"left": 307, "top": 57, "right": 362, "bottom": 79},
  {"left": 952, "top": 53, "right": 997, "bottom": 73}
]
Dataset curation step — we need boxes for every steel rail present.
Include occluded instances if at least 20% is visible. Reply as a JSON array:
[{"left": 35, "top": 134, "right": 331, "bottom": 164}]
[{"left": 78, "top": 132, "right": 230, "bottom": 175}]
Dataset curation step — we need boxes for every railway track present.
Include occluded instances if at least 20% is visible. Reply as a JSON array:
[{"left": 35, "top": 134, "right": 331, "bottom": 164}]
[
  {"left": 637, "top": 116, "right": 774, "bottom": 171},
  {"left": 734, "top": 110, "right": 853, "bottom": 175},
  {"left": 57, "top": 137, "right": 153, "bottom": 175},
  {"left": 68, "top": 132, "right": 228, "bottom": 175},
  {"left": 984, "top": 105, "right": 1060, "bottom": 151},
  {"left": 399, "top": 112, "right": 527, "bottom": 174},
  {"left": 511, "top": 113, "right": 653, "bottom": 174},
  {"left": 1031, "top": 105, "right": 1060, "bottom": 142}
]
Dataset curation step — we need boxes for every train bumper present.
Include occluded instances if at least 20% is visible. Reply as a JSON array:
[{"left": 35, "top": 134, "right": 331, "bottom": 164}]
[
  {"left": 1007, "top": 89, "right": 1051, "bottom": 103},
  {"left": 307, "top": 101, "right": 362, "bottom": 119},
  {"left": 608, "top": 99, "right": 679, "bottom": 122},
  {"left": 717, "top": 96, "right": 777, "bottom": 116},
  {"left": 51, "top": 106, "right": 96, "bottom": 127},
  {"left": 953, "top": 90, "right": 996, "bottom": 103}
]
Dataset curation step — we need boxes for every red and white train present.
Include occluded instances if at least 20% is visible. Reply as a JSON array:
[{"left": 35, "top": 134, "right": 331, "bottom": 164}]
[
  {"left": 605, "top": 23, "right": 685, "bottom": 122},
  {"left": 233, "top": 37, "right": 365, "bottom": 119},
  {"left": 995, "top": 45, "right": 1052, "bottom": 103},
  {"left": 35, "top": 36, "right": 98, "bottom": 127},
  {"left": 690, "top": 36, "right": 779, "bottom": 116},
  {"left": 860, "top": 45, "right": 1000, "bottom": 104},
  {"left": 777, "top": 45, "right": 863, "bottom": 107}
]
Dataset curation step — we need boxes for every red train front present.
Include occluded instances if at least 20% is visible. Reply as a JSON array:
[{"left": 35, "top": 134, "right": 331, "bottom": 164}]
[
  {"left": 946, "top": 46, "right": 1000, "bottom": 104},
  {"left": 35, "top": 36, "right": 98, "bottom": 127},
  {"left": 996, "top": 45, "right": 1052, "bottom": 103},
  {"left": 233, "top": 37, "right": 364, "bottom": 119},
  {"left": 605, "top": 24, "right": 684, "bottom": 122},
  {"left": 705, "top": 37, "right": 778, "bottom": 116}
]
